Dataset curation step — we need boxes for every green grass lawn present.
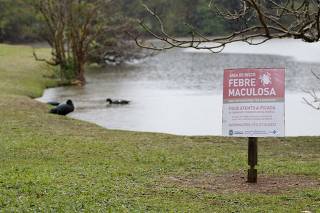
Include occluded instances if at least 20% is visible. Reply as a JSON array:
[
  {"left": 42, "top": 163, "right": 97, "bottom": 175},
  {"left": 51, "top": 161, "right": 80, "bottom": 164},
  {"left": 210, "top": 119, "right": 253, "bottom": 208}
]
[{"left": 0, "top": 44, "right": 319, "bottom": 212}]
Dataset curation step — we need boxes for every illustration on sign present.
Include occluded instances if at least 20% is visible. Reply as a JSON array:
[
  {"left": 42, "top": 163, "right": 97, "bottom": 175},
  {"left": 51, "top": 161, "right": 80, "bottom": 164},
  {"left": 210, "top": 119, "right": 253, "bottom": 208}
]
[{"left": 222, "top": 68, "right": 285, "bottom": 137}]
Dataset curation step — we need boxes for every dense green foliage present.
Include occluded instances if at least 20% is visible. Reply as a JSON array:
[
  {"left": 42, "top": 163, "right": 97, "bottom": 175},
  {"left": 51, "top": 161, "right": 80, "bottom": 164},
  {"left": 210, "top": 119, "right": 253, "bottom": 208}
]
[
  {"left": 0, "top": 0, "right": 40, "bottom": 42},
  {"left": 122, "top": 0, "right": 239, "bottom": 36},
  {"left": 0, "top": 44, "right": 319, "bottom": 212},
  {"left": 0, "top": 0, "right": 244, "bottom": 43}
]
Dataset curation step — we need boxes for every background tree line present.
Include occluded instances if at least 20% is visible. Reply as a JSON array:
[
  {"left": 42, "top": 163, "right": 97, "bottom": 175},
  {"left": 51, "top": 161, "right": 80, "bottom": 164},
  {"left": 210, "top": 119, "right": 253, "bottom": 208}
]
[
  {"left": 1, "top": 0, "right": 297, "bottom": 85},
  {"left": 0, "top": 0, "right": 256, "bottom": 43},
  {"left": 0, "top": 0, "right": 245, "bottom": 84}
]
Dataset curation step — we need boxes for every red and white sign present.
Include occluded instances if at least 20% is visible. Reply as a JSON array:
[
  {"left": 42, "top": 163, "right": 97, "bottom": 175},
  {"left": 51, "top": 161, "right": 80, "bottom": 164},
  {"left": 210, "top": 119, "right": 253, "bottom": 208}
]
[{"left": 222, "top": 68, "right": 285, "bottom": 137}]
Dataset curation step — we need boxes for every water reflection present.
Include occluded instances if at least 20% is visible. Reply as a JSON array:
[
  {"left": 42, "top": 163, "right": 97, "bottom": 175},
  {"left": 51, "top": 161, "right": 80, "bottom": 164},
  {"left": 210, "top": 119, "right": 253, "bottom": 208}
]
[{"left": 38, "top": 40, "right": 320, "bottom": 136}]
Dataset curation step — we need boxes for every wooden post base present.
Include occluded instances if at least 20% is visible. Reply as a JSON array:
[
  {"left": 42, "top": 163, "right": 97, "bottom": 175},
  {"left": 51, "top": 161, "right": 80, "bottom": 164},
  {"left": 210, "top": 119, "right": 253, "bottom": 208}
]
[{"left": 247, "top": 168, "right": 257, "bottom": 183}]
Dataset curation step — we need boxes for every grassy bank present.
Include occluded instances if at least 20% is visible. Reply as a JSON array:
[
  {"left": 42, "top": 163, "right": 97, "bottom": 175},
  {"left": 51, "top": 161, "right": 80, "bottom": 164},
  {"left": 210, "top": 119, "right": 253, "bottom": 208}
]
[{"left": 0, "top": 44, "right": 319, "bottom": 212}]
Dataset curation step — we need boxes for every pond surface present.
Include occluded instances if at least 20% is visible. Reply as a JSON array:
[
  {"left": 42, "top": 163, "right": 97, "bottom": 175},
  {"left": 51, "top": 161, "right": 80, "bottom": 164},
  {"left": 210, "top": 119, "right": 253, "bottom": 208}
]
[{"left": 38, "top": 39, "right": 320, "bottom": 136}]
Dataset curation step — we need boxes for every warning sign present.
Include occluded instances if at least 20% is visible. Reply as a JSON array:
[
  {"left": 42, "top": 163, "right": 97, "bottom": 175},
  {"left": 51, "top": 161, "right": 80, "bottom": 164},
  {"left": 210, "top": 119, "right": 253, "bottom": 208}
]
[{"left": 222, "top": 68, "right": 285, "bottom": 137}]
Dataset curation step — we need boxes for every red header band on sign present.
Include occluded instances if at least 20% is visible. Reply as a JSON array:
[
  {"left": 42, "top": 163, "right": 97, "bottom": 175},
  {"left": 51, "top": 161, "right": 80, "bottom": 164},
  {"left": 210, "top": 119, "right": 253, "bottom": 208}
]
[{"left": 223, "top": 68, "right": 285, "bottom": 101}]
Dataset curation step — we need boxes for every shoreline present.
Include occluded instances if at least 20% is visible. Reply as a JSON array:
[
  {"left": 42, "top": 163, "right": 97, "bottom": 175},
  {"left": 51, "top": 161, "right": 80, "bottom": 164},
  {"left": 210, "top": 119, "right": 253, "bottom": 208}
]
[{"left": 37, "top": 40, "right": 320, "bottom": 137}]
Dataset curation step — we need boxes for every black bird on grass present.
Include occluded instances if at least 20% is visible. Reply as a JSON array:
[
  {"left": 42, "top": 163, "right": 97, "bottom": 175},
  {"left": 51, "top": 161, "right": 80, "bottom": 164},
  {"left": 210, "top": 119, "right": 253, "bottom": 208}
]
[
  {"left": 49, "top": 99, "right": 74, "bottom": 115},
  {"left": 106, "top": 98, "right": 130, "bottom": 105}
]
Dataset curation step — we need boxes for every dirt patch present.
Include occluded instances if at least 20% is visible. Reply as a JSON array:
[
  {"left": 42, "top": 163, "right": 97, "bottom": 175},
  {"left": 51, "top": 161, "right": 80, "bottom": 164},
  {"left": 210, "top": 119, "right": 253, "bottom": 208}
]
[{"left": 165, "top": 172, "right": 320, "bottom": 194}]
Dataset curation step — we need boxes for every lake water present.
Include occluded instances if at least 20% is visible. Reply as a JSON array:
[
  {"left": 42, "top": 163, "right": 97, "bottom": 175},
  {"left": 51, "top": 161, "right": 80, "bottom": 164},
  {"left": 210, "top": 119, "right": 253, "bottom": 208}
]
[{"left": 38, "top": 39, "right": 320, "bottom": 136}]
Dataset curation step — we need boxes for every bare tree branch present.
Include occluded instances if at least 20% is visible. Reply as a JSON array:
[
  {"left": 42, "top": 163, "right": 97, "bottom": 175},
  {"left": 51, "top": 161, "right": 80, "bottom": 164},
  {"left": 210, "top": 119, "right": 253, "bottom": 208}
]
[
  {"left": 303, "top": 97, "right": 319, "bottom": 109},
  {"left": 136, "top": 0, "right": 320, "bottom": 51},
  {"left": 135, "top": 1, "right": 320, "bottom": 110},
  {"left": 32, "top": 48, "right": 59, "bottom": 66}
]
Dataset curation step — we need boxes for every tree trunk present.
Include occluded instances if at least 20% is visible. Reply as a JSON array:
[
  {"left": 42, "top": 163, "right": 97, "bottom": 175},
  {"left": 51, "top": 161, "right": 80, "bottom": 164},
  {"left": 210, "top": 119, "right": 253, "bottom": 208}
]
[{"left": 76, "top": 60, "right": 86, "bottom": 85}]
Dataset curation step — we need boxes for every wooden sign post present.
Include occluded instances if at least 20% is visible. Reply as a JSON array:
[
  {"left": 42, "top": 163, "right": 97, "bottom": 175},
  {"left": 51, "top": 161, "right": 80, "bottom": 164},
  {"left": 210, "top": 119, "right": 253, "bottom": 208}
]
[
  {"left": 248, "top": 137, "right": 258, "bottom": 183},
  {"left": 222, "top": 68, "right": 285, "bottom": 183}
]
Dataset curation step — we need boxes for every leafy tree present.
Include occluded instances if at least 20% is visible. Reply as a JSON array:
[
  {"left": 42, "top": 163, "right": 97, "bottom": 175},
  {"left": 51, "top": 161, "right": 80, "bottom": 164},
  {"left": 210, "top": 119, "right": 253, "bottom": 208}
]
[
  {"left": 191, "top": 0, "right": 226, "bottom": 36},
  {"left": 0, "top": 0, "right": 270, "bottom": 43},
  {"left": 33, "top": 0, "right": 138, "bottom": 85}
]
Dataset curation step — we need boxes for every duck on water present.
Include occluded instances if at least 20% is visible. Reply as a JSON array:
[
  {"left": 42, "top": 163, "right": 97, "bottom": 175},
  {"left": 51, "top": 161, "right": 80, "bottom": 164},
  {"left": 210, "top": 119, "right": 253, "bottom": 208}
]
[{"left": 106, "top": 98, "right": 130, "bottom": 105}]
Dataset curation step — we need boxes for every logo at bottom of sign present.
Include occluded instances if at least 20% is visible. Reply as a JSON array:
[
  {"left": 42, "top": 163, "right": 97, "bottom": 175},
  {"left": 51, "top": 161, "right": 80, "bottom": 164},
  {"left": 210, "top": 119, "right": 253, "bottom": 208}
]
[{"left": 229, "top": 129, "right": 278, "bottom": 136}]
